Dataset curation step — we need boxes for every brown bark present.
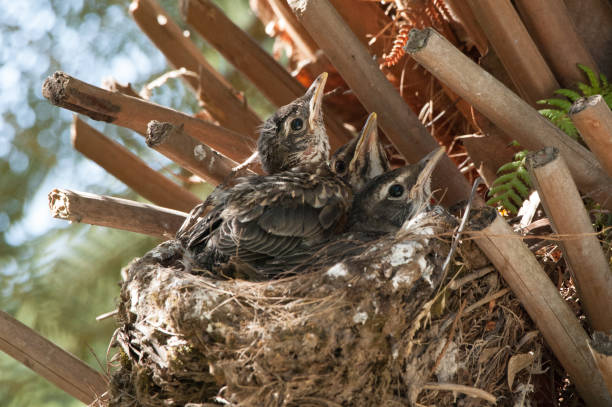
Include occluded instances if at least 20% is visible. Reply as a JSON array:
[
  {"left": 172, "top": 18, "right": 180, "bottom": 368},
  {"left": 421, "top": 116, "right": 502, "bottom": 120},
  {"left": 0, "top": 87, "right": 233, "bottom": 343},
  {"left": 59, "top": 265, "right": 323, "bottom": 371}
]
[
  {"left": 102, "top": 78, "right": 141, "bottom": 98},
  {"left": 42, "top": 71, "right": 257, "bottom": 164},
  {"left": 287, "top": 0, "right": 473, "bottom": 206},
  {"left": 71, "top": 116, "right": 202, "bottom": 212},
  {"left": 0, "top": 311, "right": 108, "bottom": 405},
  {"left": 405, "top": 28, "right": 612, "bottom": 210},
  {"left": 48, "top": 188, "right": 187, "bottom": 239},
  {"left": 442, "top": 84, "right": 518, "bottom": 187},
  {"left": 570, "top": 95, "right": 612, "bottom": 180},
  {"left": 181, "top": 0, "right": 352, "bottom": 151},
  {"left": 588, "top": 332, "right": 612, "bottom": 396},
  {"left": 465, "top": 0, "right": 559, "bottom": 105},
  {"left": 129, "top": 0, "right": 261, "bottom": 137},
  {"left": 443, "top": 0, "right": 488, "bottom": 55},
  {"left": 526, "top": 147, "right": 612, "bottom": 332},
  {"left": 468, "top": 207, "right": 612, "bottom": 406},
  {"left": 564, "top": 0, "right": 612, "bottom": 79},
  {"left": 146, "top": 121, "right": 257, "bottom": 186},
  {"left": 267, "top": 0, "right": 320, "bottom": 60},
  {"left": 514, "top": 0, "right": 599, "bottom": 88}
]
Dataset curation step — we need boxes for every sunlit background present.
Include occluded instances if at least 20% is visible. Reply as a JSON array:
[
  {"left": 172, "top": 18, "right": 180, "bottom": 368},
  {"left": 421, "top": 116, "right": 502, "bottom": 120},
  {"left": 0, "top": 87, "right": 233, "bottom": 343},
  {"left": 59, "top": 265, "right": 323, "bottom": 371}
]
[{"left": 0, "top": 1, "right": 273, "bottom": 404}]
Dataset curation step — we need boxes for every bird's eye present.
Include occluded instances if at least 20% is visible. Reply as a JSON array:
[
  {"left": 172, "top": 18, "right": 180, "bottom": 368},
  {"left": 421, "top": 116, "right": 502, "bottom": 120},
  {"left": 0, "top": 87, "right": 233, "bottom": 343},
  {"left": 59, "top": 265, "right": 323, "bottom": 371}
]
[
  {"left": 290, "top": 117, "right": 304, "bottom": 131},
  {"left": 334, "top": 160, "right": 346, "bottom": 174},
  {"left": 388, "top": 184, "right": 404, "bottom": 198}
]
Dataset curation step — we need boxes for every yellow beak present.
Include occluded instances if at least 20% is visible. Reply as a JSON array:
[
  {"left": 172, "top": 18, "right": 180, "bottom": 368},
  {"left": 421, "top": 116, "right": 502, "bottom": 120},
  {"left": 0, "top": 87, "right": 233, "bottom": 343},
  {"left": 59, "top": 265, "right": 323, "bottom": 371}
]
[
  {"left": 410, "top": 147, "right": 445, "bottom": 200},
  {"left": 306, "top": 72, "right": 328, "bottom": 131}
]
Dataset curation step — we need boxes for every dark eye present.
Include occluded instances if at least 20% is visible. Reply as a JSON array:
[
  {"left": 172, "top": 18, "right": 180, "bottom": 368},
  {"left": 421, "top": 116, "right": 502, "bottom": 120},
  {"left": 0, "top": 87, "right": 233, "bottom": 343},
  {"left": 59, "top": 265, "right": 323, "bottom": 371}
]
[
  {"left": 388, "top": 184, "right": 404, "bottom": 198},
  {"left": 334, "top": 160, "right": 346, "bottom": 174},
  {"left": 290, "top": 118, "right": 304, "bottom": 131}
]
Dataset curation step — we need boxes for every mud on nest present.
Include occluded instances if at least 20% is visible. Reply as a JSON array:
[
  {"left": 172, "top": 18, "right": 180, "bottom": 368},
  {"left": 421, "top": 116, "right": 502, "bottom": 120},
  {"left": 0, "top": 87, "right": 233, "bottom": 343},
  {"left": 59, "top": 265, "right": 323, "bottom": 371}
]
[{"left": 106, "top": 210, "right": 564, "bottom": 406}]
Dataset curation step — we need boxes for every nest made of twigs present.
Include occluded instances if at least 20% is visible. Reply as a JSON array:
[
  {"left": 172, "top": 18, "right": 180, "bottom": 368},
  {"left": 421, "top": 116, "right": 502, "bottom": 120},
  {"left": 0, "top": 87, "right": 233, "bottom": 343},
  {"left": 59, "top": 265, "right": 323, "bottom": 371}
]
[{"left": 106, "top": 209, "right": 568, "bottom": 406}]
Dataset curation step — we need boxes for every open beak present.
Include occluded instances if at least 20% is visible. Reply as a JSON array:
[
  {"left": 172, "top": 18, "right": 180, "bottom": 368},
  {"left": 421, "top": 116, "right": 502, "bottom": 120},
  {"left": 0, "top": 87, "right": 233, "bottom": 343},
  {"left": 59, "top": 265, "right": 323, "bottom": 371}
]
[
  {"left": 409, "top": 147, "right": 445, "bottom": 202},
  {"left": 306, "top": 72, "right": 328, "bottom": 131},
  {"left": 348, "top": 112, "right": 389, "bottom": 177}
]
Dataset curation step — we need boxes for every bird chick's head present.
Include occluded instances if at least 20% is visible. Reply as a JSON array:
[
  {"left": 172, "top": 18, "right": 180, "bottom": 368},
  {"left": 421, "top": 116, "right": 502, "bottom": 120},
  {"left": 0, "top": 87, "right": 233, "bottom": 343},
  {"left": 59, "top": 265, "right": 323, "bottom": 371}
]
[
  {"left": 349, "top": 147, "right": 445, "bottom": 233},
  {"left": 331, "top": 112, "right": 390, "bottom": 193},
  {"left": 258, "top": 72, "right": 330, "bottom": 173}
]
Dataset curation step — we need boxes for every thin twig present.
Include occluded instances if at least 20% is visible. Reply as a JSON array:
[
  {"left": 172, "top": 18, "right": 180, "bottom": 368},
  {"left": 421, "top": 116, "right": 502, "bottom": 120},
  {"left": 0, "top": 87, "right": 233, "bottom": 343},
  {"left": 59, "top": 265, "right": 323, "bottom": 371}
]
[
  {"left": 441, "top": 177, "right": 483, "bottom": 277},
  {"left": 430, "top": 300, "right": 466, "bottom": 375},
  {"left": 449, "top": 266, "right": 495, "bottom": 290},
  {"left": 419, "top": 382, "right": 496, "bottom": 403},
  {"left": 463, "top": 288, "right": 510, "bottom": 315}
]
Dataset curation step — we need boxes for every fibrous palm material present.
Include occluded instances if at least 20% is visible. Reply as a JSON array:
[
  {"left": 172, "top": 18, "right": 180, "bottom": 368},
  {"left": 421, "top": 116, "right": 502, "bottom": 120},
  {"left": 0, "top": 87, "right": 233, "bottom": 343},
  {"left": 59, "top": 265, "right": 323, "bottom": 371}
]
[{"left": 107, "top": 209, "right": 559, "bottom": 406}]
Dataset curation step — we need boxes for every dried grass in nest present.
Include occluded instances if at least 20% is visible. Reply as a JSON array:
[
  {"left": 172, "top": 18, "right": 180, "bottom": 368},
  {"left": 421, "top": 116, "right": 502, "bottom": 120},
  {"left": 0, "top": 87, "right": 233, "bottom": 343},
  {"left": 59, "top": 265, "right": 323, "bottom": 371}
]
[{"left": 106, "top": 210, "right": 566, "bottom": 406}]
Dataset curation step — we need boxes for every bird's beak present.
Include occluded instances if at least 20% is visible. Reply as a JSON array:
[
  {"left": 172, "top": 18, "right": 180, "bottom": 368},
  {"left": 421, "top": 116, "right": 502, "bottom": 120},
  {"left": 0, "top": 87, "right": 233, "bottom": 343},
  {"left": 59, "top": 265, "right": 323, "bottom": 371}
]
[
  {"left": 306, "top": 72, "right": 328, "bottom": 131},
  {"left": 349, "top": 112, "right": 389, "bottom": 176},
  {"left": 409, "top": 147, "right": 445, "bottom": 202}
]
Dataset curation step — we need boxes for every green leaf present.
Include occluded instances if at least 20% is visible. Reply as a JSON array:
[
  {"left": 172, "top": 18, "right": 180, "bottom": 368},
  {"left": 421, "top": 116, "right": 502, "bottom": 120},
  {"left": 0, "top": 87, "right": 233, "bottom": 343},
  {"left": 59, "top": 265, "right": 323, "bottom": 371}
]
[
  {"left": 600, "top": 73, "right": 609, "bottom": 90},
  {"left": 554, "top": 88, "right": 582, "bottom": 102},
  {"left": 503, "top": 197, "right": 519, "bottom": 213},
  {"left": 515, "top": 150, "right": 529, "bottom": 161},
  {"left": 508, "top": 191, "right": 524, "bottom": 207},
  {"left": 486, "top": 195, "right": 504, "bottom": 206},
  {"left": 488, "top": 185, "right": 510, "bottom": 197},
  {"left": 487, "top": 150, "right": 533, "bottom": 214},
  {"left": 498, "top": 161, "right": 521, "bottom": 173},
  {"left": 517, "top": 168, "right": 532, "bottom": 186},
  {"left": 512, "top": 178, "right": 531, "bottom": 198},
  {"left": 555, "top": 116, "right": 579, "bottom": 139},
  {"left": 577, "top": 81, "right": 595, "bottom": 96},
  {"left": 491, "top": 173, "right": 516, "bottom": 185},
  {"left": 541, "top": 98, "right": 572, "bottom": 111},
  {"left": 539, "top": 109, "right": 578, "bottom": 138},
  {"left": 539, "top": 108, "right": 564, "bottom": 120},
  {"left": 578, "top": 63, "right": 601, "bottom": 93}
]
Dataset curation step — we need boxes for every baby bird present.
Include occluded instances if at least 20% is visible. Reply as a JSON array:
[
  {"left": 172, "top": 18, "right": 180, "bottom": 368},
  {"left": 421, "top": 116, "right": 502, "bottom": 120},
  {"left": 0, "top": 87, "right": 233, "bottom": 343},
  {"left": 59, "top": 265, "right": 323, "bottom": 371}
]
[
  {"left": 258, "top": 147, "right": 447, "bottom": 275},
  {"left": 258, "top": 72, "right": 330, "bottom": 174},
  {"left": 330, "top": 112, "right": 390, "bottom": 193},
  {"left": 348, "top": 147, "right": 446, "bottom": 233},
  {"left": 179, "top": 73, "right": 353, "bottom": 275}
]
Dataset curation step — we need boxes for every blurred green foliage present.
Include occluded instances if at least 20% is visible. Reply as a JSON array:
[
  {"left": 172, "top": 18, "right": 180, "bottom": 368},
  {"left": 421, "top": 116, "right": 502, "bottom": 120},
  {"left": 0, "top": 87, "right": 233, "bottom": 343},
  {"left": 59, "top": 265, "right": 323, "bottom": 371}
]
[{"left": 0, "top": 1, "right": 273, "bottom": 405}]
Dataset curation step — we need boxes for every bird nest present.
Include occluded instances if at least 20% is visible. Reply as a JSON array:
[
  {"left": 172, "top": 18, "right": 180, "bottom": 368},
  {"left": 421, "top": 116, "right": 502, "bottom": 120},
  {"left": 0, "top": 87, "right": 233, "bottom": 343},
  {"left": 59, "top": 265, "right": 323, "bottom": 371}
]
[{"left": 106, "top": 210, "right": 565, "bottom": 406}]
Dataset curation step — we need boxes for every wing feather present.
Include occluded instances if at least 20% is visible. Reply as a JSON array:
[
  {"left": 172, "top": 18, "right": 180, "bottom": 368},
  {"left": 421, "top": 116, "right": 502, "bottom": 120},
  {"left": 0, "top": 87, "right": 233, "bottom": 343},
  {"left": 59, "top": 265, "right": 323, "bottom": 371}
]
[{"left": 185, "top": 169, "right": 351, "bottom": 271}]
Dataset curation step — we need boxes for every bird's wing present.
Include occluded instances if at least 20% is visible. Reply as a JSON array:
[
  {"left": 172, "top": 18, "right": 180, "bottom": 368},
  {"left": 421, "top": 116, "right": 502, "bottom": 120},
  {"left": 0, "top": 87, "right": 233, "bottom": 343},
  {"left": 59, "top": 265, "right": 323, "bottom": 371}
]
[
  {"left": 255, "top": 231, "right": 383, "bottom": 276},
  {"left": 184, "top": 205, "right": 224, "bottom": 250},
  {"left": 215, "top": 172, "right": 351, "bottom": 264}
]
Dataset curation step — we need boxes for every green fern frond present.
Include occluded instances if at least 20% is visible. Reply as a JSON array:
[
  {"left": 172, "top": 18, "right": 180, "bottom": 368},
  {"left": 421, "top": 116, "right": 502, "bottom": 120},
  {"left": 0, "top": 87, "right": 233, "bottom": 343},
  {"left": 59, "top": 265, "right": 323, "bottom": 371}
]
[
  {"left": 577, "top": 63, "right": 601, "bottom": 93},
  {"left": 486, "top": 192, "right": 519, "bottom": 214},
  {"left": 538, "top": 109, "right": 579, "bottom": 139},
  {"left": 497, "top": 161, "right": 521, "bottom": 173},
  {"left": 537, "top": 65, "right": 612, "bottom": 140},
  {"left": 538, "top": 108, "right": 565, "bottom": 121},
  {"left": 517, "top": 167, "right": 531, "bottom": 185},
  {"left": 487, "top": 149, "right": 532, "bottom": 215},
  {"left": 514, "top": 150, "right": 529, "bottom": 161},
  {"left": 601, "top": 73, "right": 609, "bottom": 89},
  {"left": 512, "top": 174, "right": 531, "bottom": 198},
  {"left": 538, "top": 97, "right": 573, "bottom": 111},
  {"left": 490, "top": 172, "right": 517, "bottom": 187},
  {"left": 554, "top": 88, "right": 581, "bottom": 102},
  {"left": 577, "top": 81, "right": 595, "bottom": 96}
]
